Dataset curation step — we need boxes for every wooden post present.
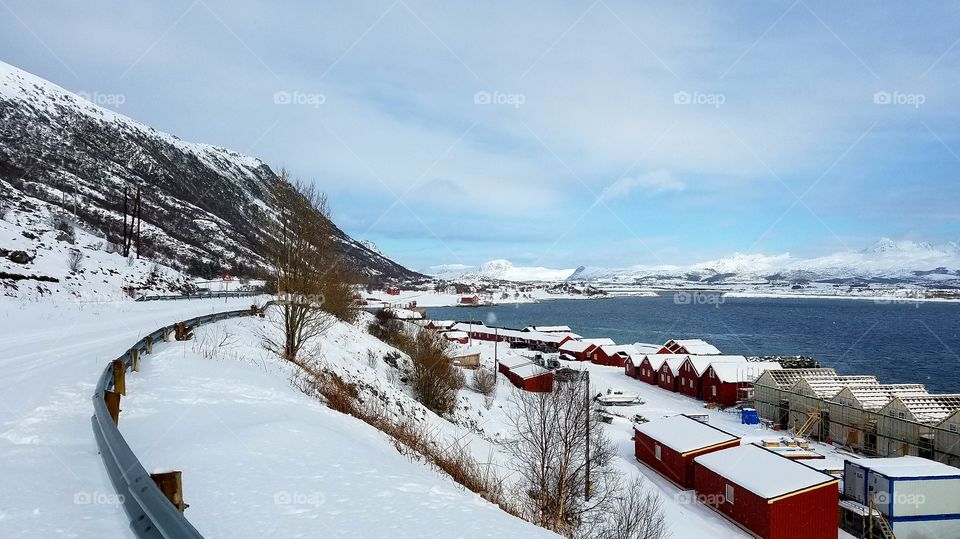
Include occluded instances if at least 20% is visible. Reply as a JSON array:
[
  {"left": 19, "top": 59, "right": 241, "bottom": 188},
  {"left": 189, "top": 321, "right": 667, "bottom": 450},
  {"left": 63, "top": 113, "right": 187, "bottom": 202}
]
[
  {"left": 112, "top": 359, "right": 126, "bottom": 395},
  {"left": 162, "top": 326, "right": 170, "bottom": 342},
  {"left": 145, "top": 336, "right": 153, "bottom": 354},
  {"left": 131, "top": 348, "right": 140, "bottom": 372},
  {"left": 151, "top": 471, "right": 185, "bottom": 512},
  {"left": 104, "top": 390, "right": 121, "bottom": 425}
]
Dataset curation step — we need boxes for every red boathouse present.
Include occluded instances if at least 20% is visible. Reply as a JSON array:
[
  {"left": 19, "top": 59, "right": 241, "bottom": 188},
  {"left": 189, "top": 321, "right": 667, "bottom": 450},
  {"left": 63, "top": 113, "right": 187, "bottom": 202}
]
[{"left": 634, "top": 415, "right": 741, "bottom": 488}]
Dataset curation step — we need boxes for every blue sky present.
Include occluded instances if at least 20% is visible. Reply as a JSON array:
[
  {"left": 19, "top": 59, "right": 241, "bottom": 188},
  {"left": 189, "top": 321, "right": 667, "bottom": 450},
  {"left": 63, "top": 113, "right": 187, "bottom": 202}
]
[{"left": 2, "top": 1, "right": 959, "bottom": 271}]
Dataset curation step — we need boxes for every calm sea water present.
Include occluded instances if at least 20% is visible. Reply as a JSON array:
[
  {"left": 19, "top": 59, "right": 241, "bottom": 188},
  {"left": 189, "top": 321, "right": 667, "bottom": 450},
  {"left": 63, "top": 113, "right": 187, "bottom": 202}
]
[{"left": 427, "top": 295, "right": 960, "bottom": 393}]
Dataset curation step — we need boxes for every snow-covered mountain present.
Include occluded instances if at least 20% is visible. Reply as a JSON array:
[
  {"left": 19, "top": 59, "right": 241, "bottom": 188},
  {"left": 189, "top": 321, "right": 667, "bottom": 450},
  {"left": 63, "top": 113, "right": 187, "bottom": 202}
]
[
  {"left": 432, "top": 239, "right": 960, "bottom": 288},
  {"left": 428, "top": 259, "right": 576, "bottom": 282},
  {"left": 0, "top": 60, "right": 421, "bottom": 282},
  {"left": 569, "top": 239, "right": 960, "bottom": 285}
]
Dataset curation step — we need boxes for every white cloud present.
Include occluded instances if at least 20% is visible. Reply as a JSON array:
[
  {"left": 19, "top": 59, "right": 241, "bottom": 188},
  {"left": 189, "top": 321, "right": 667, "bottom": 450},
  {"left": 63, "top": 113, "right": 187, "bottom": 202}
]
[{"left": 599, "top": 169, "right": 685, "bottom": 201}]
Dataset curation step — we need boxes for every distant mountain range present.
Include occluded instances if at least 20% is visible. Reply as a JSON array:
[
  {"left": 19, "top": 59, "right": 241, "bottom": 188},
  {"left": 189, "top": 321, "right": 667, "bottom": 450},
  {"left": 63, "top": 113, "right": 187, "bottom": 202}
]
[
  {"left": 0, "top": 60, "right": 421, "bottom": 282},
  {"left": 429, "top": 239, "right": 960, "bottom": 289}
]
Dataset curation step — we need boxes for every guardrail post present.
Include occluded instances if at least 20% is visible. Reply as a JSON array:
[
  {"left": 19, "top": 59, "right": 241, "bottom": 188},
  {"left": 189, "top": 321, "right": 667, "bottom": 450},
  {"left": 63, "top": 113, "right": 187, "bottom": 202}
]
[
  {"left": 145, "top": 336, "right": 153, "bottom": 355},
  {"left": 151, "top": 471, "right": 186, "bottom": 512},
  {"left": 104, "top": 390, "right": 121, "bottom": 425},
  {"left": 163, "top": 326, "right": 170, "bottom": 342},
  {"left": 112, "top": 359, "right": 126, "bottom": 395},
  {"left": 131, "top": 348, "right": 140, "bottom": 372}
]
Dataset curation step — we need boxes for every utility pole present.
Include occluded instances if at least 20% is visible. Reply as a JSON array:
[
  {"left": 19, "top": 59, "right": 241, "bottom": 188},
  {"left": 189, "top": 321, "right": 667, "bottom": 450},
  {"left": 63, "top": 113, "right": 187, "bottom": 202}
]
[
  {"left": 584, "top": 369, "right": 591, "bottom": 501},
  {"left": 135, "top": 185, "right": 142, "bottom": 258},
  {"left": 494, "top": 327, "right": 499, "bottom": 381}
]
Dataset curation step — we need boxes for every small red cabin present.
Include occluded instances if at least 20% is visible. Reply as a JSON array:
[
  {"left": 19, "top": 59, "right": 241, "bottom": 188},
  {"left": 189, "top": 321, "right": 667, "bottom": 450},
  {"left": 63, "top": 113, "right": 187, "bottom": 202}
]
[
  {"left": 703, "top": 362, "right": 782, "bottom": 407},
  {"left": 677, "top": 356, "right": 747, "bottom": 400},
  {"left": 592, "top": 344, "right": 638, "bottom": 367},
  {"left": 507, "top": 364, "right": 554, "bottom": 392},
  {"left": 459, "top": 295, "right": 479, "bottom": 305},
  {"left": 657, "top": 339, "right": 721, "bottom": 355},
  {"left": 385, "top": 287, "right": 400, "bottom": 295},
  {"left": 634, "top": 415, "right": 740, "bottom": 488},
  {"left": 693, "top": 445, "right": 839, "bottom": 539},
  {"left": 657, "top": 356, "right": 687, "bottom": 392},
  {"left": 558, "top": 340, "right": 597, "bottom": 362},
  {"left": 636, "top": 355, "right": 674, "bottom": 385}
]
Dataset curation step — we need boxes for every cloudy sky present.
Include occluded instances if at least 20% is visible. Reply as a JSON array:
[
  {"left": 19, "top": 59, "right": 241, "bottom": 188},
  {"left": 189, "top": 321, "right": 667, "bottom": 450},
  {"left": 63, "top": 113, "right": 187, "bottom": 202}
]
[{"left": 3, "top": 1, "right": 959, "bottom": 272}]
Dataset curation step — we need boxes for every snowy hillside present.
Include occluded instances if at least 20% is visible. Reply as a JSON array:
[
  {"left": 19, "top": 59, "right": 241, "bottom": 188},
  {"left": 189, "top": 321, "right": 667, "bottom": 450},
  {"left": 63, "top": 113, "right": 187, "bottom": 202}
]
[{"left": 0, "top": 60, "right": 420, "bottom": 282}]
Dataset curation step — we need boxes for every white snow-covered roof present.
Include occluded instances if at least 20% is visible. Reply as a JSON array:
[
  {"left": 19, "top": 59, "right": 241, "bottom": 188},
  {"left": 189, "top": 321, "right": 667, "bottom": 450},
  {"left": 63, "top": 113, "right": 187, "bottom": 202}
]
[
  {"left": 709, "top": 362, "right": 782, "bottom": 383},
  {"left": 451, "top": 345, "right": 483, "bottom": 358},
  {"left": 442, "top": 331, "right": 469, "bottom": 340},
  {"left": 835, "top": 384, "right": 928, "bottom": 411},
  {"left": 524, "top": 325, "right": 572, "bottom": 333},
  {"left": 645, "top": 354, "right": 685, "bottom": 372},
  {"left": 760, "top": 368, "right": 838, "bottom": 389},
  {"left": 558, "top": 340, "right": 596, "bottom": 354},
  {"left": 600, "top": 344, "right": 639, "bottom": 357},
  {"left": 634, "top": 415, "right": 739, "bottom": 455},
  {"left": 510, "top": 364, "right": 551, "bottom": 380},
  {"left": 498, "top": 355, "right": 531, "bottom": 370},
  {"left": 847, "top": 456, "right": 960, "bottom": 479},
  {"left": 581, "top": 338, "right": 616, "bottom": 346},
  {"left": 664, "top": 339, "right": 721, "bottom": 355},
  {"left": 663, "top": 355, "right": 690, "bottom": 376},
  {"left": 885, "top": 394, "right": 960, "bottom": 424},
  {"left": 633, "top": 342, "right": 662, "bottom": 355},
  {"left": 685, "top": 355, "right": 747, "bottom": 376},
  {"left": 427, "top": 320, "right": 456, "bottom": 329},
  {"left": 386, "top": 308, "right": 423, "bottom": 320},
  {"left": 694, "top": 445, "right": 837, "bottom": 499}
]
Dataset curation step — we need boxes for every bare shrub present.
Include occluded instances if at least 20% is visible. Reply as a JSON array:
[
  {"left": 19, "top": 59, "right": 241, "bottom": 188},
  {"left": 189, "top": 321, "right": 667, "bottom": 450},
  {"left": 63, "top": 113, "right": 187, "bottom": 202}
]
[
  {"left": 406, "top": 329, "right": 460, "bottom": 416},
  {"left": 366, "top": 350, "right": 378, "bottom": 369},
  {"left": 473, "top": 368, "right": 497, "bottom": 396},
  {"left": 67, "top": 249, "right": 83, "bottom": 272},
  {"left": 587, "top": 477, "right": 669, "bottom": 539},
  {"left": 49, "top": 213, "right": 75, "bottom": 242}
]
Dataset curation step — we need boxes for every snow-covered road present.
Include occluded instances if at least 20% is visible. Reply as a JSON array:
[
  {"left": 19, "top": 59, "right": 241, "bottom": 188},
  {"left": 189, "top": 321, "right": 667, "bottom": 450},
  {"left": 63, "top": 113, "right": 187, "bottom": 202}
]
[{"left": 0, "top": 296, "right": 268, "bottom": 538}]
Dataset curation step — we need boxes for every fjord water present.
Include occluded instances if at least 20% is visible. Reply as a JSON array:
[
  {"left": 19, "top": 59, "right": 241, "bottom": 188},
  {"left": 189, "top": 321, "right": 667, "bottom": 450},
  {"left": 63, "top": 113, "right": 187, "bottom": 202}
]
[{"left": 427, "top": 295, "right": 960, "bottom": 394}]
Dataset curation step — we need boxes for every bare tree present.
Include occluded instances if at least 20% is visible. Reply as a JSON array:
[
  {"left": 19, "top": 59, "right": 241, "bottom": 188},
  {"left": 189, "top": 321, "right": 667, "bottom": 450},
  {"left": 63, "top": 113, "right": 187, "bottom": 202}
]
[
  {"left": 263, "top": 171, "right": 339, "bottom": 363},
  {"left": 506, "top": 381, "right": 622, "bottom": 537},
  {"left": 407, "top": 329, "right": 461, "bottom": 415}
]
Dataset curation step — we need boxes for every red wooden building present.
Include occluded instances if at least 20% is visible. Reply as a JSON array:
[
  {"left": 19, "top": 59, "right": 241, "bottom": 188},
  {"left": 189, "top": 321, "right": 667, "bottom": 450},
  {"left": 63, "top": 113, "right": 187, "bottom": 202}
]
[
  {"left": 677, "top": 356, "right": 747, "bottom": 400},
  {"left": 702, "top": 362, "right": 782, "bottom": 407},
  {"left": 634, "top": 415, "right": 740, "bottom": 488},
  {"left": 657, "top": 356, "right": 688, "bottom": 392},
  {"left": 693, "top": 445, "right": 839, "bottom": 539},
  {"left": 507, "top": 364, "right": 554, "bottom": 392},
  {"left": 624, "top": 354, "right": 642, "bottom": 378},
  {"left": 591, "top": 344, "right": 638, "bottom": 367},
  {"left": 635, "top": 354, "right": 676, "bottom": 384},
  {"left": 498, "top": 354, "right": 531, "bottom": 376},
  {"left": 385, "top": 287, "right": 400, "bottom": 295},
  {"left": 459, "top": 295, "right": 479, "bottom": 305},
  {"left": 657, "top": 338, "right": 721, "bottom": 355},
  {"left": 558, "top": 340, "right": 597, "bottom": 361}
]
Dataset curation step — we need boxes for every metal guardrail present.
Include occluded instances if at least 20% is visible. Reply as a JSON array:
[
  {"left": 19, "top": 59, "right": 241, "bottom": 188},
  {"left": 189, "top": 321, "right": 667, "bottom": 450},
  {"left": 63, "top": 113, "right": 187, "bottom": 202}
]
[
  {"left": 91, "top": 304, "right": 269, "bottom": 538},
  {"left": 135, "top": 290, "right": 262, "bottom": 302}
]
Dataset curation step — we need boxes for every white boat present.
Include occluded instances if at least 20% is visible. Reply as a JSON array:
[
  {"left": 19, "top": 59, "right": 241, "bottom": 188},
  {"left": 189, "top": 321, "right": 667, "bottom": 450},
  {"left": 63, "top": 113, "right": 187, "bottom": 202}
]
[{"left": 596, "top": 391, "right": 643, "bottom": 406}]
